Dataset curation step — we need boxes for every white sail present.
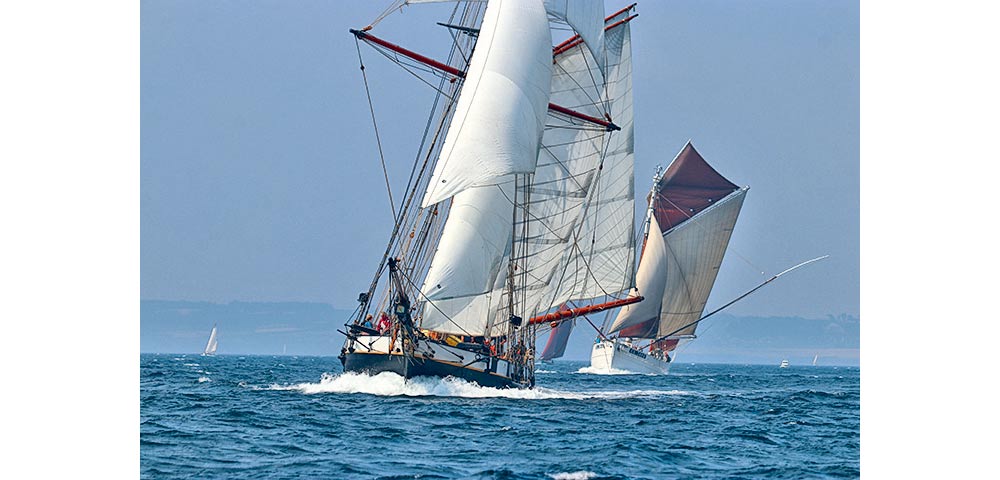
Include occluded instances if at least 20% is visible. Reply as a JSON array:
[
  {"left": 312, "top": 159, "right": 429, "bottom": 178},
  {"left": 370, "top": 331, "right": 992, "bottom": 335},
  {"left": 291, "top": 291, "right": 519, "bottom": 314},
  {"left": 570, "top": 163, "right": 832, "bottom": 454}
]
[
  {"left": 608, "top": 215, "right": 668, "bottom": 334},
  {"left": 655, "top": 189, "right": 746, "bottom": 337},
  {"left": 518, "top": 19, "right": 636, "bottom": 317},
  {"left": 203, "top": 326, "right": 218, "bottom": 355},
  {"left": 406, "top": 0, "right": 607, "bottom": 71},
  {"left": 420, "top": 12, "right": 636, "bottom": 334},
  {"left": 543, "top": 0, "right": 606, "bottom": 73},
  {"left": 420, "top": 182, "right": 515, "bottom": 335},
  {"left": 421, "top": 0, "right": 553, "bottom": 207}
]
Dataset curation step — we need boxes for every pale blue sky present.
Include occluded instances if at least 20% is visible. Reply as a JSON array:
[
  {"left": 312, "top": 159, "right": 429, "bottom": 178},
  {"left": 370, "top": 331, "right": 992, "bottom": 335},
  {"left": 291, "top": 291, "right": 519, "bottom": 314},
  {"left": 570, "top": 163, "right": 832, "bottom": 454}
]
[{"left": 141, "top": 0, "right": 859, "bottom": 318}]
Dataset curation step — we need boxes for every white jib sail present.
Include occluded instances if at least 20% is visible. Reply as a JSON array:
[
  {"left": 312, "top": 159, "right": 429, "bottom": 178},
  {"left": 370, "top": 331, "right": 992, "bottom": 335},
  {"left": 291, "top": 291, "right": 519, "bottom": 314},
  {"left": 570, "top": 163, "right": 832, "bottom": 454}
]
[
  {"left": 608, "top": 214, "right": 669, "bottom": 334},
  {"left": 419, "top": 181, "right": 515, "bottom": 335},
  {"left": 421, "top": 0, "right": 553, "bottom": 207}
]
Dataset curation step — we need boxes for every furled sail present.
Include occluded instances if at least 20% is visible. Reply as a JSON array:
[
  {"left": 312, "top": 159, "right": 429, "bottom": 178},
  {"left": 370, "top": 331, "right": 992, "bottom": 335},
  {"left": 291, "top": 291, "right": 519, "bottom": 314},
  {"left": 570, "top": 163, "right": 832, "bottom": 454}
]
[
  {"left": 539, "top": 318, "right": 574, "bottom": 361},
  {"left": 615, "top": 143, "right": 747, "bottom": 339},
  {"left": 421, "top": 0, "right": 553, "bottom": 207}
]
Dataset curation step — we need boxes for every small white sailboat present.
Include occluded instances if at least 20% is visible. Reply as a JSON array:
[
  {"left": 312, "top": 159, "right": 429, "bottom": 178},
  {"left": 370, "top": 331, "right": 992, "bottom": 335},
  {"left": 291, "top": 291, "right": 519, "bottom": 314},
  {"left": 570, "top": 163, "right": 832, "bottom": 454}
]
[
  {"left": 203, "top": 325, "right": 218, "bottom": 356},
  {"left": 812, "top": 354, "right": 819, "bottom": 366},
  {"left": 779, "top": 359, "right": 790, "bottom": 368}
]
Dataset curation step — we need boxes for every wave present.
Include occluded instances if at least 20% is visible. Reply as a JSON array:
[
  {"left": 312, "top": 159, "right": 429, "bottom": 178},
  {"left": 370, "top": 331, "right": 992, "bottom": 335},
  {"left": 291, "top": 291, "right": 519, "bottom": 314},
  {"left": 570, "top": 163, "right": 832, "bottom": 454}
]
[
  {"left": 258, "top": 372, "right": 690, "bottom": 400},
  {"left": 197, "top": 376, "right": 210, "bottom": 383},
  {"left": 575, "top": 365, "right": 648, "bottom": 375},
  {"left": 549, "top": 472, "right": 598, "bottom": 480}
]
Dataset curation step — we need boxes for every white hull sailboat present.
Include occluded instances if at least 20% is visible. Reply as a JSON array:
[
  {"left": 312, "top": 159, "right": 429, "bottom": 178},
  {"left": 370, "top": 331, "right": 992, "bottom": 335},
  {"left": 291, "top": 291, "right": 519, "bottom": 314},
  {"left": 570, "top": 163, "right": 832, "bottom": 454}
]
[{"left": 590, "top": 338, "right": 671, "bottom": 374}]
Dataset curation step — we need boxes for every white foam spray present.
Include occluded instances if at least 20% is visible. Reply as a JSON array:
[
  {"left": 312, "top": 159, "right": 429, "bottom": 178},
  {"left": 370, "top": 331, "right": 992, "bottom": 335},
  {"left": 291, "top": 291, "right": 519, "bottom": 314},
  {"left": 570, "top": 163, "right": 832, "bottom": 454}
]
[
  {"left": 575, "top": 365, "right": 647, "bottom": 375},
  {"left": 549, "top": 472, "right": 598, "bottom": 480},
  {"left": 259, "top": 372, "right": 689, "bottom": 400}
]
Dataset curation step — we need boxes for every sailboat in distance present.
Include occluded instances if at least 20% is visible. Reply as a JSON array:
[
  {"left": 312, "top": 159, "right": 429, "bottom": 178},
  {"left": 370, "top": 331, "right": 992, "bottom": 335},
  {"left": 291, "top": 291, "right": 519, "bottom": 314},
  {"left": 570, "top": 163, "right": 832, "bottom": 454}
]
[
  {"left": 340, "top": 1, "right": 642, "bottom": 388},
  {"left": 203, "top": 324, "right": 218, "bottom": 356}
]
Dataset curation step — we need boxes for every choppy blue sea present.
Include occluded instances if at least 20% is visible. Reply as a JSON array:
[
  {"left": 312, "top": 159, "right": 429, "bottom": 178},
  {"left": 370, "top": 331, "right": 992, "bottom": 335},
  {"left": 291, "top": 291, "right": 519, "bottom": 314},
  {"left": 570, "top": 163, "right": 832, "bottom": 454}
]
[{"left": 140, "top": 354, "right": 859, "bottom": 479}]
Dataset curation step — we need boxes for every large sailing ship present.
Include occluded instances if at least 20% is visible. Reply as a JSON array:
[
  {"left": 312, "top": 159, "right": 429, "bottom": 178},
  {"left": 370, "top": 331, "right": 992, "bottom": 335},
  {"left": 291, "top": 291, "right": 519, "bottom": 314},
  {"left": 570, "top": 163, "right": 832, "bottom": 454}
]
[{"left": 340, "top": 0, "right": 644, "bottom": 388}]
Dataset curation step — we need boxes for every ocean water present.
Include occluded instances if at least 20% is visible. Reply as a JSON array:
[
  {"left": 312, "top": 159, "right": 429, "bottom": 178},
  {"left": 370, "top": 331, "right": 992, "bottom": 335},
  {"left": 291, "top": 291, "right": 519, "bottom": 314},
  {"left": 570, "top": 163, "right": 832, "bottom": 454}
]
[{"left": 140, "top": 354, "right": 859, "bottom": 479}]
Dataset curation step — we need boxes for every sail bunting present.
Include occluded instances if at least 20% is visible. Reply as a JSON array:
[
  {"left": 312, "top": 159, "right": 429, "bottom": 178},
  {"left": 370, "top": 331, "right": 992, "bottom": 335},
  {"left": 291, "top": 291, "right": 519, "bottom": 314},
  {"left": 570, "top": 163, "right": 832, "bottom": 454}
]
[
  {"left": 421, "top": 0, "right": 554, "bottom": 207},
  {"left": 616, "top": 144, "right": 747, "bottom": 339}
]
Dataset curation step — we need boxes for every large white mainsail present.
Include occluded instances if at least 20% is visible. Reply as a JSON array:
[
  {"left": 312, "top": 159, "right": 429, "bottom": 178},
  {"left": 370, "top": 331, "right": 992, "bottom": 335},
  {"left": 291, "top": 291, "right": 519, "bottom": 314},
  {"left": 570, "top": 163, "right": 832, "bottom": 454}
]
[
  {"left": 203, "top": 325, "right": 218, "bottom": 355},
  {"left": 418, "top": 0, "right": 554, "bottom": 335},
  {"left": 420, "top": 0, "right": 553, "bottom": 207},
  {"left": 419, "top": 182, "right": 515, "bottom": 335},
  {"left": 610, "top": 143, "right": 747, "bottom": 341},
  {"left": 419, "top": 1, "right": 635, "bottom": 336}
]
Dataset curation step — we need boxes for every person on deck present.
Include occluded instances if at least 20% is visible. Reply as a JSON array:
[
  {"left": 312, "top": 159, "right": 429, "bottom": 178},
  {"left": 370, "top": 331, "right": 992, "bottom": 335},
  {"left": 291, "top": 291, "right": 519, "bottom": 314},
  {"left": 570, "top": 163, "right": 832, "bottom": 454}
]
[
  {"left": 362, "top": 314, "right": 374, "bottom": 331},
  {"left": 375, "top": 312, "right": 391, "bottom": 334}
]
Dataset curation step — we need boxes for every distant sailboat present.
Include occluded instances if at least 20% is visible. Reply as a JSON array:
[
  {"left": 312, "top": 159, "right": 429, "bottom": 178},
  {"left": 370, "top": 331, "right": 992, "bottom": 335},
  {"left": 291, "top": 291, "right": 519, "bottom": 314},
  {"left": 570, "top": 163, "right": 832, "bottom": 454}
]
[
  {"left": 779, "top": 359, "right": 790, "bottom": 368},
  {"left": 203, "top": 325, "right": 218, "bottom": 356},
  {"left": 812, "top": 354, "right": 819, "bottom": 366}
]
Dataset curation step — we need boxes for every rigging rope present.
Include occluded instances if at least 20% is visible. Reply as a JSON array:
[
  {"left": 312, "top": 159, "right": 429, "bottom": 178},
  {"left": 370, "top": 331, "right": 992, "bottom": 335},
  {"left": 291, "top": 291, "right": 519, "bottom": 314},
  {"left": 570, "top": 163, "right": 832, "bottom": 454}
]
[{"left": 354, "top": 37, "right": 397, "bottom": 221}]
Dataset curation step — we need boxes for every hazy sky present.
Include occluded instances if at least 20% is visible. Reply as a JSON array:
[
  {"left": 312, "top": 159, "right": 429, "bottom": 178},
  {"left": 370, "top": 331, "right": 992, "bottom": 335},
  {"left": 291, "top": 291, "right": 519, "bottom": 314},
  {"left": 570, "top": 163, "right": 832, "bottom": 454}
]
[{"left": 141, "top": 0, "right": 859, "bottom": 318}]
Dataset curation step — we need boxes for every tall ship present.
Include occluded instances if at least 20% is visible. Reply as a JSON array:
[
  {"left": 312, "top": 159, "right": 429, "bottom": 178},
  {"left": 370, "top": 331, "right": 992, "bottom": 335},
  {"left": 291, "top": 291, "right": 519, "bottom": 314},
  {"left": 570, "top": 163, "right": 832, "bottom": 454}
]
[
  {"left": 590, "top": 142, "right": 748, "bottom": 374},
  {"left": 340, "top": 0, "right": 645, "bottom": 388}
]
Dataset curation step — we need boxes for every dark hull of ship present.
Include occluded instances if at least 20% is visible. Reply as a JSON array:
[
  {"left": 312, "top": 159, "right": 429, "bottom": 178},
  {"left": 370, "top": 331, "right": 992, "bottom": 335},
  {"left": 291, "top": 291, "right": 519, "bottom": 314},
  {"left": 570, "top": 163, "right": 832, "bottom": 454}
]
[{"left": 342, "top": 351, "right": 528, "bottom": 389}]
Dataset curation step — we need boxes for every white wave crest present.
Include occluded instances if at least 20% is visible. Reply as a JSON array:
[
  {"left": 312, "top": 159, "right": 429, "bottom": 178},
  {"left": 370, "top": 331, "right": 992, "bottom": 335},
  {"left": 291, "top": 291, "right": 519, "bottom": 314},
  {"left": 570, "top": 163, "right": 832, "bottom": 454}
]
[
  {"left": 576, "top": 365, "right": 645, "bottom": 375},
  {"left": 197, "top": 376, "right": 210, "bottom": 383},
  {"left": 260, "top": 372, "right": 689, "bottom": 400},
  {"left": 549, "top": 472, "right": 598, "bottom": 480}
]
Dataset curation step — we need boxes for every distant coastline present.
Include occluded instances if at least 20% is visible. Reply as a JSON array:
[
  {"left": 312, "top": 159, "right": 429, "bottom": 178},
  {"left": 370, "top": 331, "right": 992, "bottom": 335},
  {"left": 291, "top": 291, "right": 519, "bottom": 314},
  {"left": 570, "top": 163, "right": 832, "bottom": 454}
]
[{"left": 141, "top": 300, "right": 859, "bottom": 366}]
